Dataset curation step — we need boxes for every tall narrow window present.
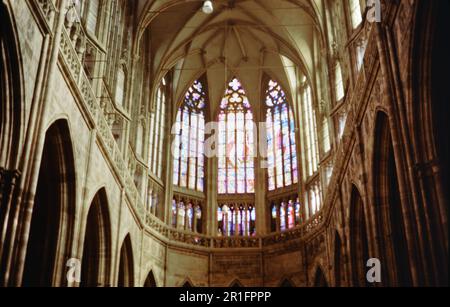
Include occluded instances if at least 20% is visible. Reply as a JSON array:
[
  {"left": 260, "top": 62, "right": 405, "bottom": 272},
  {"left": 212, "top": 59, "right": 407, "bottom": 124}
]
[
  {"left": 218, "top": 78, "right": 255, "bottom": 194},
  {"left": 350, "top": 0, "right": 363, "bottom": 29},
  {"left": 306, "top": 181, "right": 322, "bottom": 219},
  {"left": 322, "top": 118, "right": 331, "bottom": 154},
  {"left": 356, "top": 39, "right": 368, "bottom": 71},
  {"left": 302, "top": 85, "right": 319, "bottom": 178},
  {"left": 115, "top": 67, "right": 125, "bottom": 107},
  {"left": 86, "top": 0, "right": 100, "bottom": 35},
  {"left": 149, "top": 85, "right": 166, "bottom": 178},
  {"left": 335, "top": 63, "right": 345, "bottom": 102},
  {"left": 173, "top": 80, "right": 206, "bottom": 192},
  {"left": 265, "top": 80, "right": 298, "bottom": 191}
]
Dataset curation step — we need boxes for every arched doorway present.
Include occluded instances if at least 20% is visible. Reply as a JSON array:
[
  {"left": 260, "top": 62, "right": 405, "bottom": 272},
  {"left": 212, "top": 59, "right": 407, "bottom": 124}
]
[
  {"left": 80, "top": 189, "right": 112, "bottom": 287},
  {"left": 349, "top": 185, "right": 370, "bottom": 287},
  {"left": 143, "top": 271, "right": 157, "bottom": 287},
  {"left": 373, "top": 112, "right": 411, "bottom": 286},
  {"left": 313, "top": 267, "right": 328, "bottom": 287},
  {"left": 22, "top": 120, "right": 76, "bottom": 287},
  {"left": 117, "top": 235, "right": 134, "bottom": 287}
]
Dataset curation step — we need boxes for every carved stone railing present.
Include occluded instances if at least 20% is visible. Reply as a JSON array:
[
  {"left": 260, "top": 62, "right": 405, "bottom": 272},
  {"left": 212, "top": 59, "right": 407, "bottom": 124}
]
[
  {"left": 59, "top": 24, "right": 145, "bottom": 223},
  {"left": 35, "top": 0, "right": 57, "bottom": 29},
  {"left": 319, "top": 21, "right": 379, "bottom": 224}
]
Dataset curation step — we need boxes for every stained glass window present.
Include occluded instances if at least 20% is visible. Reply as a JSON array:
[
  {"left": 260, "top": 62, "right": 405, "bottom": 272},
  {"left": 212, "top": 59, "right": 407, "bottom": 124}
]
[
  {"left": 218, "top": 204, "right": 256, "bottom": 236},
  {"left": 173, "top": 80, "right": 206, "bottom": 192},
  {"left": 280, "top": 203, "right": 287, "bottom": 231},
  {"left": 270, "top": 197, "right": 302, "bottom": 233},
  {"left": 265, "top": 80, "right": 298, "bottom": 190},
  {"left": 218, "top": 78, "right": 255, "bottom": 194},
  {"left": 171, "top": 199, "right": 203, "bottom": 233}
]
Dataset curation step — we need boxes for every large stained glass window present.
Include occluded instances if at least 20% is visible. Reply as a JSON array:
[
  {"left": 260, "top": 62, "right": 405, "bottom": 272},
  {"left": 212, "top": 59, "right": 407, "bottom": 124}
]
[
  {"left": 265, "top": 80, "right": 298, "bottom": 191},
  {"left": 218, "top": 78, "right": 255, "bottom": 194},
  {"left": 173, "top": 80, "right": 206, "bottom": 192}
]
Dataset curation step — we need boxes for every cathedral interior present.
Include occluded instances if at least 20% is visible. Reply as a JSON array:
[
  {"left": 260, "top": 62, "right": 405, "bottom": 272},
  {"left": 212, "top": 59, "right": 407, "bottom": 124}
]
[{"left": 0, "top": 0, "right": 448, "bottom": 287}]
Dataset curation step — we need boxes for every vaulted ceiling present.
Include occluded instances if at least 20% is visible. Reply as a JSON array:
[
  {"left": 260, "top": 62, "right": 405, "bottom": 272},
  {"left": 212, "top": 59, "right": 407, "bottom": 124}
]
[{"left": 136, "top": 0, "right": 325, "bottom": 113}]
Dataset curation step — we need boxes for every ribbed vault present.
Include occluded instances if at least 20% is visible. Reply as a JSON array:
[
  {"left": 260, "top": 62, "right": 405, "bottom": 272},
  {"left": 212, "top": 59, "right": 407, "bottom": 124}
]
[{"left": 136, "top": 0, "right": 325, "bottom": 113}]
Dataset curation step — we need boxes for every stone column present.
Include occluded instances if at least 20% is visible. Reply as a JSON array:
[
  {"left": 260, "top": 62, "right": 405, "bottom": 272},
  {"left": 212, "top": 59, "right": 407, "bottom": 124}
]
[{"left": 206, "top": 156, "right": 217, "bottom": 236}]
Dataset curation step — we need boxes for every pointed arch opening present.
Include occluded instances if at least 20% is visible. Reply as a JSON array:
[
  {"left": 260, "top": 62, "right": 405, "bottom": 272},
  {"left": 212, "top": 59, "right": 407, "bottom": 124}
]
[
  {"left": 373, "top": 112, "right": 411, "bottom": 286},
  {"left": 118, "top": 235, "right": 134, "bottom": 287},
  {"left": 22, "top": 120, "right": 76, "bottom": 287},
  {"left": 182, "top": 278, "right": 194, "bottom": 287},
  {"left": 313, "top": 267, "right": 328, "bottom": 287},
  {"left": 349, "top": 185, "right": 370, "bottom": 287},
  {"left": 80, "top": 189, "right": 112, "bottom": 287},
  {"left": 229, "top": 279, "right": 243, "bottom": 287},
  {"left": 334, "top": 231, "right": 343, "bottom": 287},
  {"left": 143, "top": 270, "right": 157, "bottom": 287},
  {"left": 0, "top": 1, "right": 23, "bottom": 169}
]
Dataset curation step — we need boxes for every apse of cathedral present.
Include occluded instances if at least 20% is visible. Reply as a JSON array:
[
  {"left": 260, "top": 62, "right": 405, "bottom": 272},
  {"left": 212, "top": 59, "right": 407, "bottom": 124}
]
[{"left": 0, "top": 0, "right": 448, "bottom": 291}]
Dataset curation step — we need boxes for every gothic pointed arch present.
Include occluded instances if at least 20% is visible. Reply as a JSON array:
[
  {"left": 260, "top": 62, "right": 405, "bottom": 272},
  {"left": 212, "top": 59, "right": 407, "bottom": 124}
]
[
  {"left": 313, "top": 266, "right": 328, "bottom": 287},
  {"left": 181, "top": 277, "right": 194, "bottom": 287},
  {"left": 410, "top": 0, "right": 449, "bottom": 286},
  {"left": 80, "top": 188, "right": 112, "bottom": 287},
  {"left": 0, "top": 1, "right": 23, "bottom": 169},
  {"left": 229, "top": 279, "right": 243, "bottom": 287},
  {"left": 334, "top": 231, "right": 344, "bottom": 287},
  {"left": 22, "top": 119, "right": 76, "bottom": 287},
  {"left": 118, "top": 234, "right": 134, "bottom": 287},
  {"left": 373, "top": 111, "right": 411, "bottom": 286},
  {"left": 143, "top": 270, "right": 157, "bottom": 287},
  {"left": 349, "top": 185, "right": 369, "bottom": 287}
]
